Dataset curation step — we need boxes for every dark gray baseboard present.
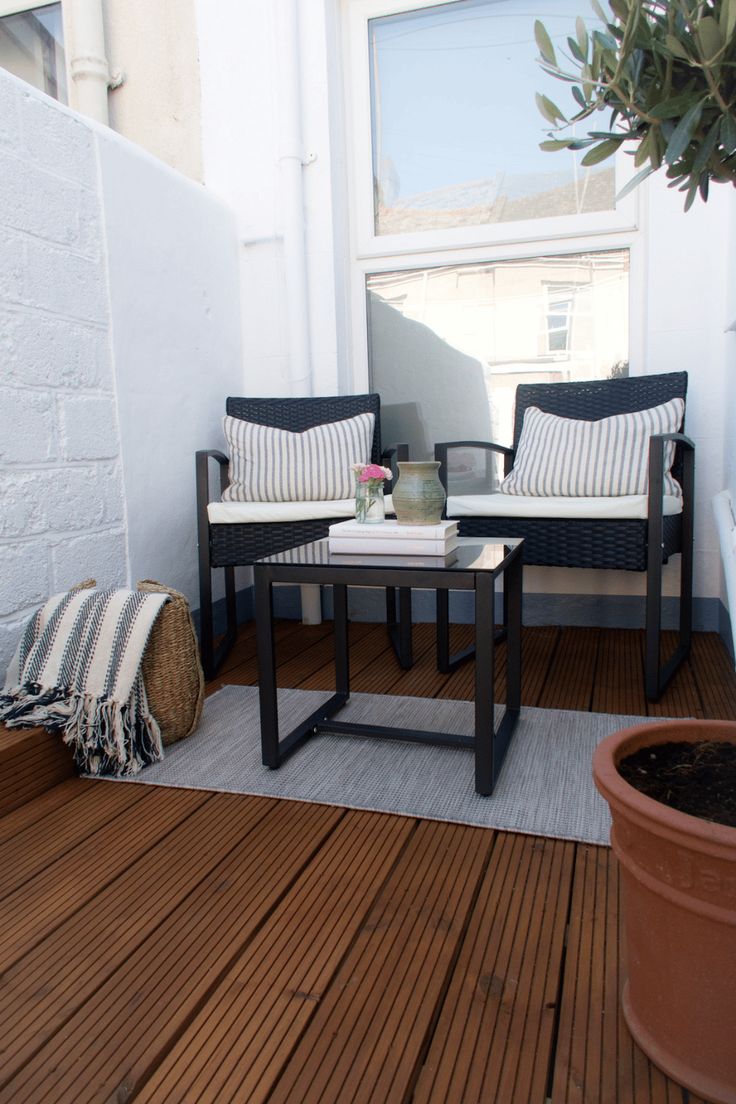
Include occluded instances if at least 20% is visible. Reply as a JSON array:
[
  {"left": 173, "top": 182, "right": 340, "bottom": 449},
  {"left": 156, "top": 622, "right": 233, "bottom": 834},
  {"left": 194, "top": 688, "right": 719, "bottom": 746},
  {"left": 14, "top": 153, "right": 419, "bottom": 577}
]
[{"left": 198, "top": 583, "right": 723, "bottom": 639}]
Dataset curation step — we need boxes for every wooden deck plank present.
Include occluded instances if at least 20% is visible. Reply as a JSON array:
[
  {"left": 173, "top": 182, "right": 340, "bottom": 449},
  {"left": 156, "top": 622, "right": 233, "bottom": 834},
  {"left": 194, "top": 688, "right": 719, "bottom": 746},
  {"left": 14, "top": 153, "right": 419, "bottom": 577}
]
[
  {"left": 551, "top": 845, "right": 690, "bottom": 1104},
  {"left": 0, "top": 724, "right": 75, "bottom": 816},
  {"left": 215, "top": 621, "right": 336, "bottom": 688},
  {"left": 131, "top": 810, "right": 414, "bottom": 1104},
  {"left": 0, "top": 792, "right": 275, "bottom": 1080},
  {"left": 291, "top": 621, "right": 386, "bottom": 692},
  {"left": 1, "top": 798, "right": 346, "bottom": 1104},
  {"left": 206, "top": 619, "right": 299, "bottom": 692},
  {"left": 0, "top": 777, "right": 95, "bottom": 846},
  {"left": 414, "top": 834, "right": 574, "bottom": 1104},
  {"left": 690, "top": 631, "right": 736, "bottom": 720},
  {"left": 517, "top": 626, "right": 560, "bottom": 707},
  {"left": 0, "top": 778, "right": 151, "bottom": 898},
  {"left": 0, "top": 785, "right": 208, "bottom": 972},
  {"left": 591, "top": 629, "right": 646, "bottom": 716},
  {"left": 350, "top": 622, "right": 451, "bottom": 697},
  {"left": 537, "top": 628, "right": 600, "bottom": 712},
  {"left": 266, "top": 821, "right": 492, "bottom": 1104}
]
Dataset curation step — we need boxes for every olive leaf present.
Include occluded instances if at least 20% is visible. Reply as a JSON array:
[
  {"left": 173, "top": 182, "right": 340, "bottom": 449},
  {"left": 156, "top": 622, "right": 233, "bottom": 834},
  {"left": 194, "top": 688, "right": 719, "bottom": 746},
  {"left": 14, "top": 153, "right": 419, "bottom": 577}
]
[
  {"left": 534, "top": 20, "right": 557, "bottom": 67},
  {"left": 534, "top": 0, "right": 736, "bottom": 211}
]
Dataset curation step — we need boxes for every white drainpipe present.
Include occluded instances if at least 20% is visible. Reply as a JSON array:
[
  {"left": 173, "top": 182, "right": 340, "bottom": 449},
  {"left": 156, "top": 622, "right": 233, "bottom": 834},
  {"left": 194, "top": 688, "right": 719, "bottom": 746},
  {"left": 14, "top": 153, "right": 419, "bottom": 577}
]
[
  {"left": 67, "top": 0, "right": 114, "bottom": 125},
  {"left": 276, "top": 0, "right": 322, "bottom": 623},
  {"left": 276, "top": 0, "right": 313, "bottom": 399}
]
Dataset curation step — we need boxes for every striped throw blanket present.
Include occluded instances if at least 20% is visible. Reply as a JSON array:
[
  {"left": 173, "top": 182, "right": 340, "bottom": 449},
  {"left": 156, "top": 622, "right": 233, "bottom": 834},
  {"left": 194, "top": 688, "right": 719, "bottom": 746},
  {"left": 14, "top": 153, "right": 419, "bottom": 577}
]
[{"left": 0, "top": 586, "right": 170, "bottom": 776}]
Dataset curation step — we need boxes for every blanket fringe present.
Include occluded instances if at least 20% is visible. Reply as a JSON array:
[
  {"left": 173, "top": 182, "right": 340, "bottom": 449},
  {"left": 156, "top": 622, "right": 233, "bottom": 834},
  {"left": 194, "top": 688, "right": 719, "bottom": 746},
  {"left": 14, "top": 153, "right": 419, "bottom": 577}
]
[{"left": 0, "top": 682, "right": 163, "bottom": 777}]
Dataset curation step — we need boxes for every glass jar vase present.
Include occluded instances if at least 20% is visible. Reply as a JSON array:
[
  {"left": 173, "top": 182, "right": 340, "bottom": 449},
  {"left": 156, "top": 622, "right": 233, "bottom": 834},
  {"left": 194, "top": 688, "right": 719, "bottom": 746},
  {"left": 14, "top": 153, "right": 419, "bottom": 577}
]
[{"left": 355, "top": 479, "right": 385, "bottom": 523}]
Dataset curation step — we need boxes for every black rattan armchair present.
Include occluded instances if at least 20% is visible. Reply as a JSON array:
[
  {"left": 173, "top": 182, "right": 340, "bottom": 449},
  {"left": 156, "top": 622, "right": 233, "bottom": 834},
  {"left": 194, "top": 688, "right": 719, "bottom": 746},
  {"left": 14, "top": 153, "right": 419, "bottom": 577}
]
[
  {"left": 435, "top": 372, "right": 695, "bottom": 701},
  {"left": 196, "top": 393, "right": 409, "bottom": 679}
]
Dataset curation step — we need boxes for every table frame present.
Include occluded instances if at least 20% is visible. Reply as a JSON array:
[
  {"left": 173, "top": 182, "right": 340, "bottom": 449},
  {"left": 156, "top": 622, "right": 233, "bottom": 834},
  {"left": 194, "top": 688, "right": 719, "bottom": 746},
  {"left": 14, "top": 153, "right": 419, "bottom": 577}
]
[{"left": 254, "top": 541, "right": 522, "bottom": 795}]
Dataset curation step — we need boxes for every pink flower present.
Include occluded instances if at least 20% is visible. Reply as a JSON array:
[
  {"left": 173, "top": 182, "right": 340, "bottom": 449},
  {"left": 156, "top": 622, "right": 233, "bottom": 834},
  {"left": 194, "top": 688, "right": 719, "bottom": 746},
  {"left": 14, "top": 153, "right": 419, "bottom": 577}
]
[{"left": 351, "top": 462, "right": 392, "bottom": 483}]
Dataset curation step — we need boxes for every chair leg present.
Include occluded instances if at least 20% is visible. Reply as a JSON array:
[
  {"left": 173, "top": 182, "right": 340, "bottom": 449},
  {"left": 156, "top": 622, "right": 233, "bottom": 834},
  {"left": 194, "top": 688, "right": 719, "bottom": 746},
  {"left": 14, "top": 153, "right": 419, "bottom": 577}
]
[
  {"left": 198, "top": 543, "right": 216, "bottom": 681},
  {"left": 198, "top": 554, "right": 238, "bottom": 682},
  {"left": 645, "top": 540, "right": 693, "bottom": 702}
]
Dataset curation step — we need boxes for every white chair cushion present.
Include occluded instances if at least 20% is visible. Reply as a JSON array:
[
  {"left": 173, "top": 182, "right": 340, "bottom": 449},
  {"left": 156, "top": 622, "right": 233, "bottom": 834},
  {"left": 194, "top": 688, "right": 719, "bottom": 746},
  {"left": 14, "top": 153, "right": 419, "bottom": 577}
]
[
  {"left": 500, "top": 399, "right": 684, "bottom": 498},
  {"left": 447, "top": 493, "right": 682, "bottom": 521},
  {"left": 208, "top": 495, "right": 394, "bottom": 524},
  {"left": 221, "top": 412, "right": 375, "bottom": 502}
]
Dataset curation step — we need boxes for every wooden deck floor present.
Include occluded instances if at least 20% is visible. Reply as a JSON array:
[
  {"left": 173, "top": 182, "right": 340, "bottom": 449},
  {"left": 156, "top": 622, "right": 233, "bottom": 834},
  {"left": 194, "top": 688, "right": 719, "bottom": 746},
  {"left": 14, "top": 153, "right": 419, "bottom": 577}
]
[{"left": 1, "top": 622, "right": 733, "bottom": 1103}]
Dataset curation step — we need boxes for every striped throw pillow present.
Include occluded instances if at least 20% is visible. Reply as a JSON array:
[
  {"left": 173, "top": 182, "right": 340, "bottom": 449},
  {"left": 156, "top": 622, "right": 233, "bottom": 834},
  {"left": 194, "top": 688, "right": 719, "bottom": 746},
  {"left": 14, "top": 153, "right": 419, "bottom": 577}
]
[
  {"left": 222, "top": 412, "right": 375, "bottom": 502},
  {"left": 500, "top": 399, "right": 684, "bottom": 498}
]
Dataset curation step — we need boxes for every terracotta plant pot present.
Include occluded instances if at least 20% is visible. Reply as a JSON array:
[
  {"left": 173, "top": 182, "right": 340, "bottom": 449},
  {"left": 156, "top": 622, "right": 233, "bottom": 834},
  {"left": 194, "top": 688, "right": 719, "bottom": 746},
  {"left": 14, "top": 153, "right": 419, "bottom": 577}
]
[{"left": 593, "top": 720, "right": 736, "bottom": 1104}]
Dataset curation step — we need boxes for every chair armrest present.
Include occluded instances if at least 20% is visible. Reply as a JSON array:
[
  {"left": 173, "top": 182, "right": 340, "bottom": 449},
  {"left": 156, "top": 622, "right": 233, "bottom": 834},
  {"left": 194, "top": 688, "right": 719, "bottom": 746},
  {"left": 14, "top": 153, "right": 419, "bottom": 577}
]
[
  {"left": 647, "top": 433, "right": 695, "bottom": 501},
  {"left": 196, "top": 450, "right": 230, "bottom": 539},
  {"left": 647, "top": 433, "right": 695, "bottom": 545},
  {"left": 434, "top": 440, "right": 515, "bottom": 491},
  {"left": 382, "top": 442, "right": 409, "bottom": 485}
]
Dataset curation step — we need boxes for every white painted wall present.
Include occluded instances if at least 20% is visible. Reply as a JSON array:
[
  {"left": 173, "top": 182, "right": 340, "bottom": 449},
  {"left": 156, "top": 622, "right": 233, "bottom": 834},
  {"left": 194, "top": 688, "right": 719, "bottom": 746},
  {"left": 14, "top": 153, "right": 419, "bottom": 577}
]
[
  {"left": 195, "top": 0, "right": 345, "bottom": 397},
  {"left": 63, "top": 0, "right": 205, "bottom": 181},
  {"left": 98, "top": 133, "right": 243, "bottom": 598},
  {"left": 0, "top": 68, "right": 243, "bottom": 676}
]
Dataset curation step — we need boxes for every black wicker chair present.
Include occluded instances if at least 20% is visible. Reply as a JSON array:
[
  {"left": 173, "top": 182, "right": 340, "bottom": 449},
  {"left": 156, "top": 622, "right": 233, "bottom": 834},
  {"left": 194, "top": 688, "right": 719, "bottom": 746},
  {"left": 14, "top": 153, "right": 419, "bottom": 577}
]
[
  {"left": 196, "top": 393, "right": 409, "bottom": 679},
  {"left": 435, "top": 372, "right": 695, "bottom": 701}
]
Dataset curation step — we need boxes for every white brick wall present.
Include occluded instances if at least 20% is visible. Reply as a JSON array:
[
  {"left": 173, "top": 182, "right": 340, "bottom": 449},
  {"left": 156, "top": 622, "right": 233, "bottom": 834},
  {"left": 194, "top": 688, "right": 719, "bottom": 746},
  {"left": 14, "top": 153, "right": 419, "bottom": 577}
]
[
  {"left": 0, "top": 73, "right": 128, "bottom": 676},
  {"left": 0, "top": 69, "right": 244, "bottom": 679}
]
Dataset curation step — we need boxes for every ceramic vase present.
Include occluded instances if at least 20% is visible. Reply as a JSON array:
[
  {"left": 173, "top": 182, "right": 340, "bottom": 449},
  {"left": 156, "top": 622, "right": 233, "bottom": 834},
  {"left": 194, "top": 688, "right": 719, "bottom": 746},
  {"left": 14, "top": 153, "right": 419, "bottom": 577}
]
[
  {"left": 391, "top": 461, "right": 446, "bottom": 525},
  {"left": 592, "top": 719, "right": 736, "bottom": 1104}
]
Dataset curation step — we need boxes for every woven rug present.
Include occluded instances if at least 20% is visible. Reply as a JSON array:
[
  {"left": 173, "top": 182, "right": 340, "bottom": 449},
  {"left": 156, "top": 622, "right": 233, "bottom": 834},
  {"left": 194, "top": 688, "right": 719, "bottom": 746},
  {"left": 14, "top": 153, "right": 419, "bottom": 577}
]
[{"left": 107, "top": 685, "right": 672, "bottom": 845}]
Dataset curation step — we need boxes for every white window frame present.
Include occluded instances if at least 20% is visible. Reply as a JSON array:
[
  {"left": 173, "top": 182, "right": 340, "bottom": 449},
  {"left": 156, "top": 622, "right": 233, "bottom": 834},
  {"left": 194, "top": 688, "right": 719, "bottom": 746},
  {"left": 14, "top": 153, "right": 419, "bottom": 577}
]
[
  {"left": 0, "top": 0, "right": 59, "bottom": 16},
  {"left": 345, "top": 0, "right": 639, "bottom": 263},
  {"left": 342, "top": 0, "right": 645, "bottom": 395},
  {"left": 0, "top": 0, "right": 68, "bottom": 104}
]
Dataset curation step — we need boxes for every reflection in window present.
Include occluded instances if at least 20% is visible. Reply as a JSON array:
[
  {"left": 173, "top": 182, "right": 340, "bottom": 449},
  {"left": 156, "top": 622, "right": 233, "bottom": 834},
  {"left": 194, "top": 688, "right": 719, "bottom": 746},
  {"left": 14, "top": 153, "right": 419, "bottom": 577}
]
[
  {"left": 367, "top": 251, "right": 629, "bottom": 473},
  {"left": 0, "top": 3, "right": 66, "bottom": 103},
  {"left": 369, "top": 0, "right": 615, "bottom": 236},
  {"left": 545, "top": 284, "right": 576, "bottom": 354}
]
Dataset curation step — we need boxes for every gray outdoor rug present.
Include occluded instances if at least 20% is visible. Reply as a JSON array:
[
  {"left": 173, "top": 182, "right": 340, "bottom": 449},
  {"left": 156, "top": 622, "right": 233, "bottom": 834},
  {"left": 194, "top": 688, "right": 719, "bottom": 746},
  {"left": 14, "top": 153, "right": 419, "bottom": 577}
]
[{"left": 108, "top": 685, "right": 671, "bottom": 845}]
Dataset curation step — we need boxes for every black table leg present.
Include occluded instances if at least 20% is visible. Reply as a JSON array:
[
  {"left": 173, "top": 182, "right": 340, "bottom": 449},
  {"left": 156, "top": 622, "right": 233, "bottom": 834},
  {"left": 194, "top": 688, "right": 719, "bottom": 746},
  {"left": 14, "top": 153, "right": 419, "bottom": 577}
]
[
  {"left": 505, "top": 549, "right": 522, "bottom": 714},
  {"left": 386, "top": 587, "right": 413, "bottom": 669},
  {"left": 474, "top": 572, "right": 495, "bottom": 795},
  {"left": 334, "top": 584, "right": 350, "bottom": 695},
  {"left": 255, "top": 566, "right": 279, "bottom": 768}
]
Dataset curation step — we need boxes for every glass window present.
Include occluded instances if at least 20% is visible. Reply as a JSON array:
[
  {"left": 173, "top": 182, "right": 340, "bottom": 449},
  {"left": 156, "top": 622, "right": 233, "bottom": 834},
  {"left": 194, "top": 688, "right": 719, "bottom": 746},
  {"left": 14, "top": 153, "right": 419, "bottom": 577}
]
[
  {"left": 367, "top": 250, "right": 629, "bottom": 479},
  {"left": 0, "top": 3, "right": 67, "bottom": 103},
  {"left": 368, "top": 0, "right": 614, "bottom": 237}
]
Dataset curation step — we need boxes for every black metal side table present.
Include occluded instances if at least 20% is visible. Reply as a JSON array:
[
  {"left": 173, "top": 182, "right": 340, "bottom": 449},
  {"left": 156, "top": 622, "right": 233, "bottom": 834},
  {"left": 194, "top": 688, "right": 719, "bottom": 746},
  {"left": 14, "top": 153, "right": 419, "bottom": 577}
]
[{"left": 254, "top": 537, "right": 523, "bottom": 795}]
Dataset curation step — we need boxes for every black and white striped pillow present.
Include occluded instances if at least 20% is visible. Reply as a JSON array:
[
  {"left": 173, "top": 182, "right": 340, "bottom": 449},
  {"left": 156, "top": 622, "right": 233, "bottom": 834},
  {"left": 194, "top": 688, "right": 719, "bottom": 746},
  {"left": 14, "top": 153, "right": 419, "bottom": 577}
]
[
  {"left": 500, "top": 399, "right": 684, "bottom": 498},
  {"left": 222, "top": 412, "right": 375, "bottom": 502}
]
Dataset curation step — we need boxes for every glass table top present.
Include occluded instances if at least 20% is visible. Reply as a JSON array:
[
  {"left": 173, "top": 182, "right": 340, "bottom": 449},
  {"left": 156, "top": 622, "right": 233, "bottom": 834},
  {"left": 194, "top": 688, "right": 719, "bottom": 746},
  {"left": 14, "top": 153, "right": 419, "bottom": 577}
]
[{"left": 255, "top": 537, "right": 522, "bottom": 574}]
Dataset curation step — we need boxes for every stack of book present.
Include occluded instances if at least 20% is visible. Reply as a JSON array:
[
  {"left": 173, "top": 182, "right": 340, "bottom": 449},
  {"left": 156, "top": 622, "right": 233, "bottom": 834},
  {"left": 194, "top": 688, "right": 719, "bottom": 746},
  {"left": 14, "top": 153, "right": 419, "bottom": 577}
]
[{"left": 328, "top": 518, "right": 458, "bottom": 556}]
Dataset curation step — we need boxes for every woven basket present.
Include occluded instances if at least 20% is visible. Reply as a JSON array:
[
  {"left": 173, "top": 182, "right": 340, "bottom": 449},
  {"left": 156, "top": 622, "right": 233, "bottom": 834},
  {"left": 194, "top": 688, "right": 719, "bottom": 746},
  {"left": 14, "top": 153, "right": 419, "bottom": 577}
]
[{"left": 137, "top": 580, "right": 204, "bottom": 746}]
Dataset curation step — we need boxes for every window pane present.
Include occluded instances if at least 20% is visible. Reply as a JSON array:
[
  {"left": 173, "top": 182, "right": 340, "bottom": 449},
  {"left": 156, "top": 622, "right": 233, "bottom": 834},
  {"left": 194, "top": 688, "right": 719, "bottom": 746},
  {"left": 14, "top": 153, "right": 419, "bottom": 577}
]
[
  {"left": 0, "top": 4, "right": 67, "bottom": 103},
  {"left": 367, "top": 251, "right": 629, "bottom": 476},
  {"left": 369, "top": 0, "right": 614, "bottom": 236}
]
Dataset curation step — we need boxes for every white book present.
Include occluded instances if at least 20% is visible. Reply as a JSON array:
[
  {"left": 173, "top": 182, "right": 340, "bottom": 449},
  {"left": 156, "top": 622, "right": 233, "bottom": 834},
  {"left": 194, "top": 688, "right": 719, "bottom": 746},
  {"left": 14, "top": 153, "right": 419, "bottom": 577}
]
[
  {"left": 329, "top": 549, "right": 458, "bottom": 568},
  {"left": 328, "top": 518, "right": 457, "bottom": 541},
  {"left": 328, "top": 535, "right": 459, "bottom": 556}
]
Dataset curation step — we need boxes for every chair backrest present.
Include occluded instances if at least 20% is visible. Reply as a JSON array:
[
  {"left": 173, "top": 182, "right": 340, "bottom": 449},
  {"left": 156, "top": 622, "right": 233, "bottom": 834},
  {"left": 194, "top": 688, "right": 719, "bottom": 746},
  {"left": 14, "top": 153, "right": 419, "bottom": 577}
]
[
  {"left": 512, "top": 372, "right": 688, "bottom": 480},
  {"left": 225, "top": 393, "right": 382, "bottom": 464}
]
